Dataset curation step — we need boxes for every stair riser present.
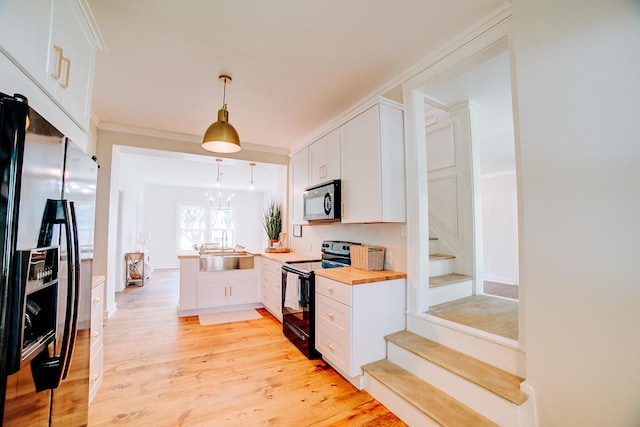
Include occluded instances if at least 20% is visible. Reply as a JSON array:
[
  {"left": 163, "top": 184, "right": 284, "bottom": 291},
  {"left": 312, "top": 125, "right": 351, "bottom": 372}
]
[
  {"left": 407, "top": 313, "right": 526, "bottom": 377},
  {"left": 363, "top": 373, "right": 440, "bottom": 427},
  {"left": 429, "top": 258, "right": 454, "bottom": 276},
  {"left": 429, "top": 280, "right": 473, "bottom": 307},
  {"left": 388, "top": 343, "right": 520, "bottom": 426}
]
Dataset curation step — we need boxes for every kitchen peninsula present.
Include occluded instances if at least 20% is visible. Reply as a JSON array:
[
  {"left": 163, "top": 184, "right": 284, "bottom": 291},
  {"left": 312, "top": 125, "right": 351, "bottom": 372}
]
[
  {"left": 177, "top": 251, "right": 260, "bottom": 316},
  {"left": 177, "top": 250, "right": 320, "bottom": 317}
]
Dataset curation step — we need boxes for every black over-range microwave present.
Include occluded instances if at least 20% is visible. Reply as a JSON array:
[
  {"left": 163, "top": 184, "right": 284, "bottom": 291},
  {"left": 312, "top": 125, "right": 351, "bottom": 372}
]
[{"left": 303, "top": 179, "right": 341, "bottom": 222}]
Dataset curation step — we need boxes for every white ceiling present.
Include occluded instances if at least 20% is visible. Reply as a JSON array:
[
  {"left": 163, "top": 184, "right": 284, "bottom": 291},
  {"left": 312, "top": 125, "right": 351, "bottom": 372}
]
[{"left": 88, "top": 0, "right": 506, "bottom": 152}]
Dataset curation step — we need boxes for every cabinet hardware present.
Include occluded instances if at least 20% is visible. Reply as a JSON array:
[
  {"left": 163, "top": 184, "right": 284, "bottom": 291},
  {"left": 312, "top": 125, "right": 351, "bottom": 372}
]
[
  {"left": 327, "top": 286, "right": 334, "bottom": 292},
  {"left": 224, "top": 287, "right": 227, "bottom": 297},
  {"left": 60, "top": 56, "right": 71, "bottom": 89},
  {"left": 229, "top": 287, "right": 232, "bottom": 297},
  {"left": 92, "top": 296, "right": 101, "bottom": 303},
  {"left": 328, "top": 344, "right": 335, "bottom": 350},
  {"left": 91, "top": 332, "right": 99, "bottom": 338},
  {"left": 51, "top": 45, "right": 63, "bottom": 79},
  {"left": 327, "top": 312, "right": 335, "bottom": 318},
  {"left": 90, "top": 374, "right": 99, "bottom": 382}
]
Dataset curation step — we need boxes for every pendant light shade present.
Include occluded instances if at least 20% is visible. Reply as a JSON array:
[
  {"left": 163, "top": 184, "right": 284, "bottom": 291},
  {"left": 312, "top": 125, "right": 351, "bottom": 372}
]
[{"left": 202, "top": 75, "right": 241, "bottom": 153}]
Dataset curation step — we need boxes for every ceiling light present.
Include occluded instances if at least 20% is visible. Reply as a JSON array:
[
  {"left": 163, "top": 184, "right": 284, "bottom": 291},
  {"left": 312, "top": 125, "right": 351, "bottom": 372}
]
[
  {"left": 215, "top": 158, "right": 222, "bottom": 188},
  {"left": 202, "top": 75, "right": 241, "bottom": 153},
  {"left": 249, "top": 162, "right": 255, "bottom": 191}
]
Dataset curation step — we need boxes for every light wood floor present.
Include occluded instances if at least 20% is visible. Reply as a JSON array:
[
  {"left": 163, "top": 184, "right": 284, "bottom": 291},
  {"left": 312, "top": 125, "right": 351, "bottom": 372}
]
[
  {"left": 483, "top": 281, "right": 519, "bottom": 300},
  {"left": 427, "top": 295, "right": 518, "bottom": 341},
  {"left": 88, "top": 269, "right": 405, "bottom": 426}
]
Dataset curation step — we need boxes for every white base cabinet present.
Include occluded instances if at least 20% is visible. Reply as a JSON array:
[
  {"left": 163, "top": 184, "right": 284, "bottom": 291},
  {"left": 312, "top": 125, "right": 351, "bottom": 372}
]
[
  {"left": 261, "top": 257, "right": 283, "bottom": 322},
  {"left": 178, "top": 256, "right": 259, "bottom": 315},
  {"left": 197, "top": 272, "right": 257, "bottom": 309},
  {"left": 315, "top": 276, "right": 406, "bottom": 389},
  {"left": 89, "top": 278, "right": 104, "bottom": 404}
]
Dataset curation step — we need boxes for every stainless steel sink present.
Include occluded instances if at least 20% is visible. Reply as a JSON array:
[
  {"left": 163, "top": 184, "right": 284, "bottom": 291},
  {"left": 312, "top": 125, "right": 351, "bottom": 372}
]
[{"left": 199, "top": 251, "right": 254, "bottom": 271}]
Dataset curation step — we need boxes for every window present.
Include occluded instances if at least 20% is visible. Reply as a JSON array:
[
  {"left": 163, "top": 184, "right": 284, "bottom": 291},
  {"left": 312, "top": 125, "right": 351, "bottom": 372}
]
[{"left": 178, "top": 204, "right": 234, "bottom": 251}]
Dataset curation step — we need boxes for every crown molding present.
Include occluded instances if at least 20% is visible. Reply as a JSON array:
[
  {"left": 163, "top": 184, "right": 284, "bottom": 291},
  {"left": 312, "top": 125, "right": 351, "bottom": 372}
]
[{"left": 292, "top": 1, "right": 512, "bottom": 153}]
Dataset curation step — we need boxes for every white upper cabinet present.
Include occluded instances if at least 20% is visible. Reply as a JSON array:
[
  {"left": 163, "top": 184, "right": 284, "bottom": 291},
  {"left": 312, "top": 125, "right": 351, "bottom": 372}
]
[
  {"left": 0, "top": 0, "right": 99, "bottom": 130},
  {"left": 0, "top": 0, "right": 54, "bottom": 88},
  {"left": 340, "top": 101, "right": 406, "bottom": 223},
  {"left": 309, "top": 128, "right": 341, "bottom": 187},
  {"left": 291, "top": 148, "right": 309, "bottom": 225},
  {"left": 47, "top": 0, "right": 97, "bottom": 129}
]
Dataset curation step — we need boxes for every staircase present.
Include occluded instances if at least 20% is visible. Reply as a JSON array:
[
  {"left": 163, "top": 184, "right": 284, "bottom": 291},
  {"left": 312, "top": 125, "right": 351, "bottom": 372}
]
[
  {"left": 428, "top": 237, "right": 473, "bottom": 307},
  {"left": 362, "top": 331, "right": 534, "bottom": 426}
]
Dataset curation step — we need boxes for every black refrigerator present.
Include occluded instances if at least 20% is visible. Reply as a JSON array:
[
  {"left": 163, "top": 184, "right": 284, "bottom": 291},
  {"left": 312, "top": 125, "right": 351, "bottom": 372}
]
[{"left": 0, "top": 93, "right": 98, "bottom": 426}]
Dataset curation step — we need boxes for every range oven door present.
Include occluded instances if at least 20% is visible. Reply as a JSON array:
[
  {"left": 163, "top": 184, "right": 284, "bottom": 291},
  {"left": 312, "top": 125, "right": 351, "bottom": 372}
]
[{"left": 281, "top": 265, "right": 319, "bottom": 359}]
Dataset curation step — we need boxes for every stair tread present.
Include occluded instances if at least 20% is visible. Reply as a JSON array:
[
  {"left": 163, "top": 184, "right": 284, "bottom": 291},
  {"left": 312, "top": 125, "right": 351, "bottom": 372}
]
[
  {"left": 363, "top": 359, "right": 499, "bottom": 427},
  {"left": 429, "top": 253, "right": 455, "bottom": 260},
  {"left": 429, "top": 273, "right": 472, "bottom": 288},
  {"left": 385, "top": 331, "right": 528, "bottom": 405}
]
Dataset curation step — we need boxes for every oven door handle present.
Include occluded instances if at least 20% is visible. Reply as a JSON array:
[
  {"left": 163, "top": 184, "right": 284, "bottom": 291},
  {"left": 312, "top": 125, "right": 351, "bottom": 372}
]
[{"left": 285, "top": 322, "right": 306, "bottom": 341}]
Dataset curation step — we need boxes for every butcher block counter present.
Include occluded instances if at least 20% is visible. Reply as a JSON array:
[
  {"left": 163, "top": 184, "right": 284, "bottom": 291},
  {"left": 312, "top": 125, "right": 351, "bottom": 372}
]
[
  {"left": 260, "top": 251, "right": 319, "bottom": 263},
  {"left": 314, "top": 267, "right": 406, "bottom": 285}
]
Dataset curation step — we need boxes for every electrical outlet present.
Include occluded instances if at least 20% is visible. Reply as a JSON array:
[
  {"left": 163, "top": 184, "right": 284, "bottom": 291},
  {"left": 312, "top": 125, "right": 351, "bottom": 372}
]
[
  {"left": 385, "top": 250, "right": 393, "bottom": 265},
  {"left": 308, "top": 243, "right": 313, "bottom": 252},
  {"left": 400, "top": 225, "right": 407, "bottom": 237}
]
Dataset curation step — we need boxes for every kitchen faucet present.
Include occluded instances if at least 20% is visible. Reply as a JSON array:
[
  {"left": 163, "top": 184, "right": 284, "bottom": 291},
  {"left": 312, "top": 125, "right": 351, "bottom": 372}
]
[{"left": 221, "top": 230, "right": 228, "bottom": 254}]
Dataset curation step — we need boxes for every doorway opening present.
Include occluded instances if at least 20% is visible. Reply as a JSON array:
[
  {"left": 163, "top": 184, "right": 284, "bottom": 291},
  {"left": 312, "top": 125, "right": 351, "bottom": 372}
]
[{"left": 418, "top": 48, "right": 519, "bottom": 341}]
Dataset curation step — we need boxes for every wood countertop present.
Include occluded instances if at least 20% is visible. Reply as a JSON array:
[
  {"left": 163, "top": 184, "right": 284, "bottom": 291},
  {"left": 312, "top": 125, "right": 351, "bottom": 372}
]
[
  {"left": 260, "top": 251, "right": 320, "bottom": 263},
  {"left": 177, "top": 251, "right": 320, "bottom": 263},
  {"left": 92, "top": 275, "right": 106, "bottom": 289},
  {"left": 315, "top": 267, "right": 406, "bottom": 285}
]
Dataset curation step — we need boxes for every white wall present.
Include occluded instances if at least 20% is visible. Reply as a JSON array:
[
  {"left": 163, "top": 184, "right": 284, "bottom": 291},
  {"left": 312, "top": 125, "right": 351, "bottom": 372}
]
[
  {"left": 481, "top": 171, "right": 517, "bottom": 285},
  {"left": 512, "top": 0, "right": 640, "bottom": 425},
  {"left": 143, "top": 184, "right": 265, "bottom": 268},
  {"left": 289, "top": 223, "right": 406, "bottom": 272}
]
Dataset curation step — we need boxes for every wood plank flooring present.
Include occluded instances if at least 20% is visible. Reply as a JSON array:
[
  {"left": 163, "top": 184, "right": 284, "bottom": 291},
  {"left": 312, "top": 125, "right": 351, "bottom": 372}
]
[
  {"left": 427, "top": 295, "right": 518, "bottom": 341},
  {"left": 88, "top": 269, "right": 405, "bottom": 426},
  {"left": 483, "top": 281, "right": 519, "bottom": 300}
]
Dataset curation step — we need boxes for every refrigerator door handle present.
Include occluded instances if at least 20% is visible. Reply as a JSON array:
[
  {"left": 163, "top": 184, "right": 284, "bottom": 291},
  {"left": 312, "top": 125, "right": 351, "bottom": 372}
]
[
  {"left": 61, "top": 201, "right": 79, "bottom": 379},
  {"left": 31, "top": 199, "right": 79, "bottom": 391}
]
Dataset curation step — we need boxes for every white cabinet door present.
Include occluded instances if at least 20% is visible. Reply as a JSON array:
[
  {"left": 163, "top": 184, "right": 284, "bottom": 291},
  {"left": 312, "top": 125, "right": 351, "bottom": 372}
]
[
  {"left": 309, "top": 128, "right": 341, "bottom": 186},
  {"left": 229, "top": 278, "right": 258, "bottom": 305},
  {"left": 48, "top": 0, "right": 96, "bottom": 129},
  {"left": 0, "top": 0, "right": 54, "bottom": 88},
  {"left": 341, "top": 105, "right": 382, "bottom": 223},
  {"left": 340, "top": 102, "right": 405, "bottom": 223},
  {"left": 197, "top": 277, "right": 227, "bottom": 309},
  {"left": 291, "top": 148, "right": 309, "bottom": 224}
]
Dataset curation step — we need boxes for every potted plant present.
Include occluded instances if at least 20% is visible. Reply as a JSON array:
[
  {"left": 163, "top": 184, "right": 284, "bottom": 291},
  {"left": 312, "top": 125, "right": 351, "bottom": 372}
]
[{"left": 262, "top": 199, "right": 282, "bottom": 247}]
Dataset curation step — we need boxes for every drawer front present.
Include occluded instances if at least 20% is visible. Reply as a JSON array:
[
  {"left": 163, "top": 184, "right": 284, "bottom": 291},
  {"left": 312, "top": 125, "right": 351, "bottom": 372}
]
[
  {"left": 262, "top": 287, "right": 282, "bottom": 318},
  {"left": 89, "top": 343, "right": 103, "bottom": 404},
  {"left": 90, "top": 285, "right": 103, "bottom": 349},
  {"left": 262, "top": 258, "right": 282, "bottom": 275},
  {"left": 316, "top": 293, "right": 350, "bottom": 338},
  {"left": 262, "top": 269, "right": 281, "bottom": 293},
  {"left": 316, "top": 276, "right": 351, "bottom": 306},
  {"left": 316, "top": 328, "right": 349, "bottom": 374}
]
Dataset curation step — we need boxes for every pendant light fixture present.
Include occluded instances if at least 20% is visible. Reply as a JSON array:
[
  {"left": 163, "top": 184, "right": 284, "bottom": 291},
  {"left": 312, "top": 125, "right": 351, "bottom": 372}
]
[
  {"left": 249, "top": 162, "right": 255, "bottom": 190},
  {"left": 202, "top": 75, "right": 241, "bottom": 153},
  {"left": 215, "top": 158, "right": 222, "bottom": 188}
]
